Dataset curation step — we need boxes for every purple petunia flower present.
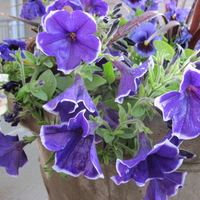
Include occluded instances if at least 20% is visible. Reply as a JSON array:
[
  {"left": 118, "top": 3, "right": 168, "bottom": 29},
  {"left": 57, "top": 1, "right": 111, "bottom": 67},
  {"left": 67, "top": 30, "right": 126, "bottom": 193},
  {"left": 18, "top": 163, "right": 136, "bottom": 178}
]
[
  {"left": 143, "top": 172, "right": 187, "bottom": 200},
  {"left": 20, "top": 0, "right": 46, "bottom": 20},
  {"left": 0, "top": 39, "right": 26, "bottom": 61},
  {"left": 37, "top": 10, "right": 101, "bottom": 74},
  {"left": 155, "top": 66, "right": 200, "bottom": 140},
  {"left": 165, "top": 0, "right": 189, "bottom": 22},
  {"left": 121, "top": 0, "right": 146, "bottom": 9},
  {"left": 40, "top": 110, "right": 103, "bottom": 179},
  {"left": 43, "top": 74, "right": 98, "bottom": 123},
  {"left": 111, "top": 132, "right": 185, "bottom": 186},
  {"left": 0, "top": 131, "right": 28, "bottom": 176},
  {"left": 113, "top": 57, "right": 154, "bottom": 104},
  {"left": 130, "top": 22, "right": 160, "bottom": 57},
  {"left": 45, "top": 0, "right": 108, "bottom": 17}
]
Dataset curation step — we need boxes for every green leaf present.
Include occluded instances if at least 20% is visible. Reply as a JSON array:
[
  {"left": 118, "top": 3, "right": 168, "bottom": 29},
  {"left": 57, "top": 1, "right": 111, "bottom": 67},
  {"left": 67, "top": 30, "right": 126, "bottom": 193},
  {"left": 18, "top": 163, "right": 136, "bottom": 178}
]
[
  {"left": 84, "top": 74, "right": 106, "bottom": 90},
  {"left": 15, "top": 84, "right": 29, "bottom": 100},
  {"left": 23, "top": 50, "right": 37, "bottom": 65},
  {"left": 103, "top": 62, "right": 115, "bottom": 84},
  {"left": 118, "top": 104, "right": 127, "bottom": 123},
  {"left": 56, "top": 75, "right": 74, "bottom": 92},
  {"left": 103, "top": 131, "right": 114, "bottom": 143},
  {"left": 118, "top": 128, "right": 135, "bottom": 139},
  {"left": 153, "top": 40, "right": 175, "bottom": 60},
  {"left": 31, "top": 89, "right": 48, "bottom": 101},
  {"left": 38, "top": 69, "right": 57, "bottom": 100},
  {"left": 131, "top": 104, "right": 145, "bottom": 117},
  {"left": 45, "top": 152, "right": 56, "bottom": 165}
]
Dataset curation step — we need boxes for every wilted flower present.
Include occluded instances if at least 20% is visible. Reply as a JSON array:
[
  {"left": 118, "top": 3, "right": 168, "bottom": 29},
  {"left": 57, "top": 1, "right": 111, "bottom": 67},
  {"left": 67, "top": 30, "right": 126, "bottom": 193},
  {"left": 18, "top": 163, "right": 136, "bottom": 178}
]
[
  {"left": 20, "top": 0, "right": 46, "bottom": 20},
  {"left": 40, "top": 110, "right": 103, "bottom": 179},
  {"left": 0, "top": 131, "right": 28, "bottom": 176},
  {"left": 37, "top": 10, "right": 101, "bottom": 74},
  {"left": 155, "top": 66, "right": 200, "bottom": 139},
  {"left": 0, "top": 39, "right": 26, "bottom": 61}
]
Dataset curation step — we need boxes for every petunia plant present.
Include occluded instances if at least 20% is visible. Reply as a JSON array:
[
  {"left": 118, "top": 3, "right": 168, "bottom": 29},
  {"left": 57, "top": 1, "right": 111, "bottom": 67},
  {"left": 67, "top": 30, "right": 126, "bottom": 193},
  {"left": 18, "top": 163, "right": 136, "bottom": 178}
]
[{"left": 1, "top": 0, "right": 200, "bottom": 199}]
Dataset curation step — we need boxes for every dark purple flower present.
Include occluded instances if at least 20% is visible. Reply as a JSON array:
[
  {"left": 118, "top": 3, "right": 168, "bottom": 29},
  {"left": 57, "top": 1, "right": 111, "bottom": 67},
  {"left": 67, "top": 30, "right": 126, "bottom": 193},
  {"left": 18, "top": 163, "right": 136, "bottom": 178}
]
[
  {"left": 155, "top": 66, "right": 200, "bottom": 139},
  {"left": 1, "top": 81, "right": 22, "bottom": 93},
  {"left": 113, "top": 57, "right": 154, "bottom": 103},
  {"left": 174, "top": 27, "right": 192, "bottom": 49},
  {"left": 4, "top": 102, "right": 23, "bottom": 126},
  {"left": 111, "top": 132, "right": 185, "bottom": 186},
  {"left": 37, "top": 10, "right": 101, "bottom": 74},
  {"left": 43, "top": 74, "right": 98, "bottom": 123},
  {"left": 20, "top": 0, "right": 46, "bottom": 20},
  {"left": 121, "top": 0, "right": 146, "bottom": 9},
  {"left": 40, "top": 110, "right": 103, "bottom": 179},
  {"left": 130, "top": 22, "right": 160, "bottom": 57},
  {"left": 0, "top": 131, "right": 28, "bottom": 176},
  {"left": 165, "top": 0, "right": 189, "bottom": 22},
  {"left": 0, "top": 39, "right": 26, "bottom": 61},
  {"left": 143, "top": 172, "right": 187, "bottom": 200}
]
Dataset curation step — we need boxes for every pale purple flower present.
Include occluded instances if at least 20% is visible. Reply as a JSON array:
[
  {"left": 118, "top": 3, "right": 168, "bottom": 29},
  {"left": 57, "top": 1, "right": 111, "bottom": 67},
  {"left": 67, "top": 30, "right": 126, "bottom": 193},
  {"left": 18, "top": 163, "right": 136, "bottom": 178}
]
[
  {"left": 130, "top": 22, "right": 160, "bottom": 57},
  {"left": 111, "top": 132, "right": 185, "bottom": 186},
  {"left": 121, "top": 0, "right": 146, "bottom": 9},
  {"left": 20, "top": 0, "right": 46, "bottom": 20},
  {"left": 0, "top": 39, "right": 26, "bottom": 61},
  {"left": 37, "top": 10, "right": 101, "bottom": 74},
  {"left": 113, "top": 57, "right": 154, "bottom": 103},
  {"left": 0, "top": 131, "right": 28, "bottom": 176},
  {"left": 40, "top": 110, "right": 103, "bottom": 179},
  {"left": 155, "top": 66, "right": 200, "bottom": 139},
  {"left": 43, "top": 74, "right": 98, "bottom": 123},
  {"left": 45, "top": 0, "right": 108, "bottom": 16},
  {"left": 165, "top": 0, "right": 189, "bottom": 22},
  {"left": 143, "top": 172, "right": 187, "bottom": 200}
]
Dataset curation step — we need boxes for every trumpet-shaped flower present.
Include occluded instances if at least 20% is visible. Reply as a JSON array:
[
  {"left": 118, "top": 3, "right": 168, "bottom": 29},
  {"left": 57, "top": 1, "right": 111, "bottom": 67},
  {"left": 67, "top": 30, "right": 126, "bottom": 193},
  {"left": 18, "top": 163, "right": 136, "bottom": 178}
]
[
  {"left": 20, "top": 0, "right": 46, "bottom": 20},
  {"left": 0, "top": 39, "right": 26, "bottom": 61},
  {"left": 121, "top": 0, "right": 146, "bottom": 9},
  {"left": 130, "top": 22, "right": 160, "bottom": 57},
  {"left": 111, "top": 132, "right": 185, "bottom": 186},
  {"left": 37, "top": 10, "right": 101, "bottom": 74},
  {"left": 40, "top": 110, "right": 103, "bottom": 179},
  {"left": 143, "top": 172, "right": 187, "bottom": 200},
  {"left": 0, "top": 131, "right": 28, "bottom": 176},
  {"left": 43, "top": 74, "right": 98, "bottom": 123},
  {"left": 155, "top": 66, "right": 200, "bottom": 139},
  {"left": 113, "top": 57, "right": 154, "bottom": 103}
]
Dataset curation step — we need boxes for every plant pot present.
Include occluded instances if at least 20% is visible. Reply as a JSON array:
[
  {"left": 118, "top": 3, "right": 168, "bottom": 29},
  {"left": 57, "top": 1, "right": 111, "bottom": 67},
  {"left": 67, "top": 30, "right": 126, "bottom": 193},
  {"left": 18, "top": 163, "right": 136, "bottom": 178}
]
[{"left": 16, "top": 111, "right": 200, "bottom": 200}]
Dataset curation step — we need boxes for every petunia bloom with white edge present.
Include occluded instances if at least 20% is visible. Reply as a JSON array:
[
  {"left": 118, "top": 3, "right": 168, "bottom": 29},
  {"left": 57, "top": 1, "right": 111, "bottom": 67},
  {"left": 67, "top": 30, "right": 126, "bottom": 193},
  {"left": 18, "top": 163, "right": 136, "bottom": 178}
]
[
  {"left": 36, "top": 10, "right": 101, "bottom": 74},
  {"left": 40, "top": 110, "right": 104, "bottom": 180},
  {"left": 43, "top": 74, "right": 98, "bottom": 123},
  {"left": 113, "top": 57, "right": 154, "bottom": 104},
  {"left": 0, "top": 131, "right": 28, "bottom": 176},
  {"left": 155, "top": 65, "right": 200, "bottom": 139},
  {"left": 111, "top": 132, "right": 185, "bottom": 186},
  {"left": 143, "top": 172, "right": 187, "bottom": 200}
]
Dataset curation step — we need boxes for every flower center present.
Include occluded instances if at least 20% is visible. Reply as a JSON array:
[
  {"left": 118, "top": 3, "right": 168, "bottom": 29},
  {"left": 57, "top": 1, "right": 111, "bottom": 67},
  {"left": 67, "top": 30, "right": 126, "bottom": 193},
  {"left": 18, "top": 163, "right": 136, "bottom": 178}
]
[{"left": 69, "top": 32, "right": 77, "bottom": 41}]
